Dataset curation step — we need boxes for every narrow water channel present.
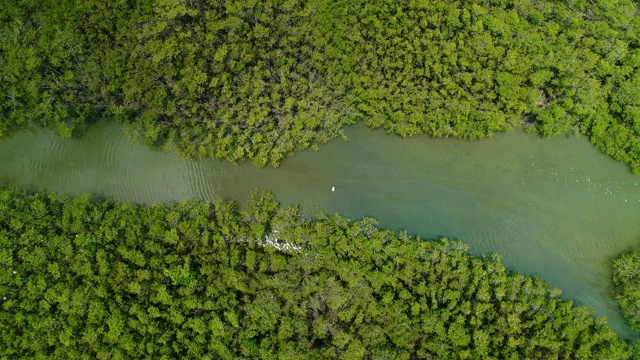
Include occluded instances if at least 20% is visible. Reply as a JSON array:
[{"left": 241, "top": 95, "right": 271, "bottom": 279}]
[{"left": 1, "top": 121, "right": 639, "bottom": 339}]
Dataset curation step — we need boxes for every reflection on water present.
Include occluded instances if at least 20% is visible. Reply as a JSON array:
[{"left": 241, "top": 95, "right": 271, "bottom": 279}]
[{"left": 1, "top": 121, "right": 640, "bottom": 339}]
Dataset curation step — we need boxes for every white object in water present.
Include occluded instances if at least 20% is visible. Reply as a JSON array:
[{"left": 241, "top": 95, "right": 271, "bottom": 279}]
[{"left": 331, "top": 186, "right": 335, "bottom": 192}]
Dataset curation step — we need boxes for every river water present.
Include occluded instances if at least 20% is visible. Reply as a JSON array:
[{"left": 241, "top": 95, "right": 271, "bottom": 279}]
[{"left": 1, "top": 121, "right": 639, "bottom": 339}]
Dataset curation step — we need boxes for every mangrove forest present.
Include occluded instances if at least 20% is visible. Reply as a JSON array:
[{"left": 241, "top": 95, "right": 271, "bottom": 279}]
[
  {"left": 0, "top": 187, "right": 632, "bottom": 358},
  {"left": 2, "top": 0, "right": 640, "bottom": 359},
  {"left": 1, "top": 0, "right": 639, "bottom": 171}
]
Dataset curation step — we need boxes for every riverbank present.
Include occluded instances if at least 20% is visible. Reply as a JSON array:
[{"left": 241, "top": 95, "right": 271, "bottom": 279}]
[{"left": 1, "top": 121, "right": 639, "bottom": 338}]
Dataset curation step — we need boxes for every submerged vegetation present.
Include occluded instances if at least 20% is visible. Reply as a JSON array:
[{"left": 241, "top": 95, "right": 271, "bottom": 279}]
[
  {"left": 0, "top": 187, "right": 632, "bottom": 359},
  {"left": 1, "top": 0, "right": 640, "bottom": 171}
]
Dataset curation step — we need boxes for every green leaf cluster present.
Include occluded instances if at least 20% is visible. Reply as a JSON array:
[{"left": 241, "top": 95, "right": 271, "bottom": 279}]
[{"left": 0, "top": 186, "right": 631, "bottom": 359}]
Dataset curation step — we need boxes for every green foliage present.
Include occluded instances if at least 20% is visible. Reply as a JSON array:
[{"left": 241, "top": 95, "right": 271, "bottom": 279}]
[
  {"left": 339, "top": 0, "right": 640, "bottom": 173},
  {"left": 0, "top": 186, "right": 631, "bottom": 358},
  {"left": 0, "top": 0, "right": 136, "bottom": 137},
  {"left": 613, "top": 248, "right": 640, "bottom": 331},
  {"left": 2, "top": 0, "right": 640, "bottom": 172}
]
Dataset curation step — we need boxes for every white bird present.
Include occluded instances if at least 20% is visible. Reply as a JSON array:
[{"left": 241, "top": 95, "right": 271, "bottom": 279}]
[{"left": 331, "top": 186, "right": 335, "bottom": 192}]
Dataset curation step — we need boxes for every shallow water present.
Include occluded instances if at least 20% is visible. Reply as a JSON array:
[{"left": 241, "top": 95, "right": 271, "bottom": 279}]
[{"left": 1, "top": 121, "right": 639, "bottom": 339}]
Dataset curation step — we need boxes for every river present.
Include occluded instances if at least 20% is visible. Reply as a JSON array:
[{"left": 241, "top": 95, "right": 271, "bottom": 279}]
[{"left": 1, "top": 121, "right": 639, "bottom": 339}]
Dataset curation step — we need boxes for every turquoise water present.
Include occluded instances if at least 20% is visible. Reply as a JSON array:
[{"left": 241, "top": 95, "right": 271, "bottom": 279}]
[{"left": 1, "top": 121, "right": 639, "bottom": 339}]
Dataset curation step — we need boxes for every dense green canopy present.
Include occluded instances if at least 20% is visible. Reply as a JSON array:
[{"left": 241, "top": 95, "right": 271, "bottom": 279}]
[
  {"left": 613, "top": 248, "right": 640, "bottom": 332},
  {"left": 2, "top": 0, "right": 640, "bottom": 171},
  {"left": 0, "top": 187, "right": 630, "bottom": 359}
]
